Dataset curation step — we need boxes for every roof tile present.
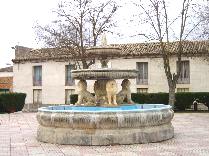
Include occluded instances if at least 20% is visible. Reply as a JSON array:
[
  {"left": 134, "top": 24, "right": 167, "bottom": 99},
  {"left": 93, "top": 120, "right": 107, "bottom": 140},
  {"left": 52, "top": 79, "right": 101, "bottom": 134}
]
[
  {"left": 0, "top": 66, "right": 13, "bottom": 72},
  {"left": 0, "top": 77, "right": 13, "bottom": 89},
  {"left": 12, "top": 40, "right": 209, "bottom": 63}
]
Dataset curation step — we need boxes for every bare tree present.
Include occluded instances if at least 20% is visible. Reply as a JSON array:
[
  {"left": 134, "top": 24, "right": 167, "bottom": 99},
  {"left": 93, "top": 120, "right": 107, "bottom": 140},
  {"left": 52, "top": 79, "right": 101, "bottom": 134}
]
[
  {"left": 199, "top": 1, "right": 209, "bottom": 39},
  {"left": 35, "top": 0, "right": 118, "bottom": 69},
  {"left": 135, "top": 0, "right": 202, "bottom": 108}
]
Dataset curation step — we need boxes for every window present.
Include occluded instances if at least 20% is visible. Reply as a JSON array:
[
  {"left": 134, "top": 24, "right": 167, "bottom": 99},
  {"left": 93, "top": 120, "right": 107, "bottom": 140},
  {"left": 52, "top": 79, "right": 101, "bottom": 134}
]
[
  {"left": 136, "top": 62, "right": 148, "bottom": 85},
  {"left": 177, "top": 61, "right": 190, "bottom": 84},
  {"left": 0, "top": 89, "right": 9, "bottom": 94},
  {"left": 65, "top": 65, "right": 75, "bottom": 86},
  {"left": 33, "top": 89, "right": 42, "bottom": 105},
  {"left": 65, "top": 89, "right": 75, "bottom": 104},
  {"left": 33, "top": 66, "right": 42, "bottom": 86},
  {"left": 177, "top": 88, "right": 189, "bottom": 92},
  {"left": 137, "top": 88, "right": 148, "bottom": 93}
]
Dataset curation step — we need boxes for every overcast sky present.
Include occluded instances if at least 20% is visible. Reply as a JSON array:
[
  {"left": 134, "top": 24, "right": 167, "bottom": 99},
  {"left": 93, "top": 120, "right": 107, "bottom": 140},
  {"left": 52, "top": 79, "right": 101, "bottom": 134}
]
[
  {"left": 0, "top": 0, "right": 60, "bottom": 68},
  {"left": 0, "top": 0, "right": 201, "bottom": 68}
]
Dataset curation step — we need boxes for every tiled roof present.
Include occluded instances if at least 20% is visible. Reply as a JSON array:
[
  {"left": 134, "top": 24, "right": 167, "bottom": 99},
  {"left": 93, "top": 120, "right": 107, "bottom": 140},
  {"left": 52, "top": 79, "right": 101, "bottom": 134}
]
[
  {"left": 111, "top": 40, "right": 209, "bottom": 57},
  {"left": 13, "top": 46, "right": 74, "bottom": 63},
  {"left": 12, "top": 40, "right": 209, "bottom": 63},
  {"left": 0, "top": 66, "right": 13, "bottom": 72},
  {"left": 0, "top": 77, "right": 13, "bottom": 89}
]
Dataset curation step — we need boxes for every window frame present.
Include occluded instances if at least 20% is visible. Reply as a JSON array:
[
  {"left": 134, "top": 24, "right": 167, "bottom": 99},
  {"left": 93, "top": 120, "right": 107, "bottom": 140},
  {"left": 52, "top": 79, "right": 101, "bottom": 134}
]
[
  {"left": 136, "top": 62, "right": 148, "bottom": 85},
  {"left": 177, "top": 60, "right": 190, "bottom": 84},
  {"left": 0, "top": 89, "right": 10, "bottom": 94},
  {"left": 33, "top": 66, "right": 42, "bottom": 86},
  {"left": 65, "top": 65, "right": 75, "bottom": 86},
  {"left": 177, "top": 88, "right": 189, "bottom": 93},
  {"left": 137, "top": 88, "right": 148, "bottom": 93},
  {"left": 33, "top": 89, "right": 42, "bottom": 105}
]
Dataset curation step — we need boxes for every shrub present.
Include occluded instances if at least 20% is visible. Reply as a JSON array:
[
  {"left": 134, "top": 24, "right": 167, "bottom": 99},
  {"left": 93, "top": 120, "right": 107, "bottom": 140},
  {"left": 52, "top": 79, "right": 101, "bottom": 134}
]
[
  {"left": 132, "top": 93, "right": 168, "bottom": 104},
  {"left": 132, "top": 92, "right": 209, "bottom": 111},
  {"left": 175, "top": 93, "right": 193, "bottom": 110},
  {"left": 70, "top": 92, "right": 209, "bottom": 111},
  {"left": 0, "top": 93, "right": 26, "bottom": 113},
  {"left": 70, "top": 94, "right": 78, "bottom": 104},
  {"left": 175, "top": 92, "right": 209, "bottom": 110},
  {"left": 0, "top": 98, "right": 5, "bottom": 112}
]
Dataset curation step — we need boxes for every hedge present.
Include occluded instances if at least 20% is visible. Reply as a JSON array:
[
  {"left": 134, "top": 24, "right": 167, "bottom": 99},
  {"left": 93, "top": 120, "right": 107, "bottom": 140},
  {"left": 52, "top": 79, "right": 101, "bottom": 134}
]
[
  {"left": 70, "top": 94, "right": 78, "bottom": 104},
  {"left": 131, "top": 93, "right": 169, "bottom": 104},
  {"left": 175, "top": 92, "right": 209, "bottom": 110},
  {"left": 0, "top": 93, "right": 26, "bottom": 113},
  {"left": 70, "top": 92, "right": 209, "bottom": 110}
]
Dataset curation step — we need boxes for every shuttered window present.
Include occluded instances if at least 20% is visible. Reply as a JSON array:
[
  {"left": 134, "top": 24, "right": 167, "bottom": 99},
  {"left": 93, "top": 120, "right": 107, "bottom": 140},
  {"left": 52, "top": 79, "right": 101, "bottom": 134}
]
[
  {"left": 177, "top": 61, "right": 190, "bottom": 84},
  {"left": 137, "top": 88, "right": 148, "bottom": 93},
  {"left": 136, "top": 62, "right": 148, "bottom": 85},
  {"left": 65, "top": 65, "right": 75, "bottom": 86},
  {"left": 177, "top": 88, "right": 189, "bottom": 92},
  {"left": 33, "top": 89, "right": 42, "bottom": 104},
  {"left": 33, "top": 66, "right": 42, "bottom": 86}
]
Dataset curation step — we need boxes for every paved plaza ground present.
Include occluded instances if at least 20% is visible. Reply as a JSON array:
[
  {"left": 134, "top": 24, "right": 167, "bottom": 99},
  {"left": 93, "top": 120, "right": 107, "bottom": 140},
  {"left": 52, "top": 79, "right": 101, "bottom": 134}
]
[{"left": 0, "top": 112, "right": 209, "bottom": 156}]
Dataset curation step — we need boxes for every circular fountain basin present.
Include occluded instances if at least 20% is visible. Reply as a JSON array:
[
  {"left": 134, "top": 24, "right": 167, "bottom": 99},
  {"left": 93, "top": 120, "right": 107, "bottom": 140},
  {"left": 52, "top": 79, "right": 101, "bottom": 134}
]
[
  {"left": 86, "top": 46, "right": 122, "bottom": 57},
  {"left": 72, "top": 69, "right": 138, "bottom": 80},
  {"left": 37, "top": 104, "right": 174, "bottom": 145}
]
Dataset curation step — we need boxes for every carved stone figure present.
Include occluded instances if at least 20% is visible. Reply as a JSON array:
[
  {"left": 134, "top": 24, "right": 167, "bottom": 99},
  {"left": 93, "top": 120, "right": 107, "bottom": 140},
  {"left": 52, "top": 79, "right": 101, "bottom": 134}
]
[
  {"left": 76, "top": 80, "right": 95, "bottom": 106},
  {"left": 117, "top": 79, "right": 134, "bottom": 104},
  {"left": 100, "top": 59, "right": 109, "bottom": 68},
  {"left": 106, "top": 79, "right": 118, "bottom": 106},
  {"left": 94, "top": 80, "right": 108, "bottom": 105}
]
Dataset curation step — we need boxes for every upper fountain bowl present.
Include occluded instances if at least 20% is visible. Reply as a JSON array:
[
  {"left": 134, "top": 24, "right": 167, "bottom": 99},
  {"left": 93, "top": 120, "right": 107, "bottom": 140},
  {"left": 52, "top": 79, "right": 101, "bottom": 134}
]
[
  {"left": 86, "top": 46, "right": 121, "bottom": 58},
  {"left": 72, "top": 68, "right": 138, "bottom": 80}
]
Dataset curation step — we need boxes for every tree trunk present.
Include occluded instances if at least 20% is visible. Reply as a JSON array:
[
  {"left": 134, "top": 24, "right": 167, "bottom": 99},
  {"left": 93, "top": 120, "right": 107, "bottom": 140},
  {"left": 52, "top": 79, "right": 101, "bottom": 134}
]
[{"left": 168, "top": 84, "right": 176, "bottom": 109}]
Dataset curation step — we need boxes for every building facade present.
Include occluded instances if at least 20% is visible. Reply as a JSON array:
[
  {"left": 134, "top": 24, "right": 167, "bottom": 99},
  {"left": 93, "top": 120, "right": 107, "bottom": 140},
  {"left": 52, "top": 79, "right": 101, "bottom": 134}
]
[{"left": 12, "top": 41, "right": 209, "bottom": 105}]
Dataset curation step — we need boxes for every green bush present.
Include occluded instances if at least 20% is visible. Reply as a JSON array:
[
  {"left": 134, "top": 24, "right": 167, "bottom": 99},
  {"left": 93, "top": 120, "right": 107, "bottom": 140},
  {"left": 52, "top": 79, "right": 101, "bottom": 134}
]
[
  {"left": 70, "top": 92, "right": 209, "bottom": 111},
  {"left": 175, "top": 92, "right": 209, "bottom": 110},
  {"left": 0, "top": 98, "right": 5, "bottom": 112},
  {"left": 175, "top": 93, "right": 193, "bottom": 110},
  {"left": 132, "top": 92, "right": 209, "bottom": 111},
  {"left": 0, "top": 93, "right": 26, "bottom": 113},
  {"left": 132, "top": 93, "right": 168, "bottom": 104},
  {"left": 70, "top": 94, "right": 78, "bottom": 104}
]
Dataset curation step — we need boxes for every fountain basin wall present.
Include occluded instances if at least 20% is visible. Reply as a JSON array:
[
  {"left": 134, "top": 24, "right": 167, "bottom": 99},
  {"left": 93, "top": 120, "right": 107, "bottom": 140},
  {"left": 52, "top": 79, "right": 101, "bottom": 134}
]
[
  {"left": 37, "top": 104, "right": 174, "bottom": 145},
  {"left": 71, "top": 69, "right": 138, "bottom": 80}
]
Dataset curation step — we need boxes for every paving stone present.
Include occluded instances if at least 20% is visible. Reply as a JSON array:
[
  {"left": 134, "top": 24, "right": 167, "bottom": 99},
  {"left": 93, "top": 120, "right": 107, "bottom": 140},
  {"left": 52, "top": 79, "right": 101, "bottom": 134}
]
[{"left": 0, "top": 112, "right": 209, "bottom": 155}]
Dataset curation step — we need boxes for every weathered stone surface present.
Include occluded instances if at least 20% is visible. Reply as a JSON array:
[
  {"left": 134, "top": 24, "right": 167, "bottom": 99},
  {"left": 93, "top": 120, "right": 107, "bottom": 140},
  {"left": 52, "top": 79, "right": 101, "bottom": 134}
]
[
  {"left": 86, "top": 46, "right": 122, "bottom": 58},
  {"left": 106, "top": 79, "right": 118, "bottom": 106},
  {"left": 37, "top": 105, "right": 174, "bottom": 145},
  {"left": 37, "top": 109, "right": 173, "bottom": 129},
  {"left": 75, "top": 80, "right": 95, "bottom": 106},
  {"left": 71, "top": 69, "right": 138, "bottom": 80},
  {"left": 37, "top": 123, "right": 174, "bottom": 145},
  {"left": 117, "top": 79, "right": 134, "bottom": 104}
]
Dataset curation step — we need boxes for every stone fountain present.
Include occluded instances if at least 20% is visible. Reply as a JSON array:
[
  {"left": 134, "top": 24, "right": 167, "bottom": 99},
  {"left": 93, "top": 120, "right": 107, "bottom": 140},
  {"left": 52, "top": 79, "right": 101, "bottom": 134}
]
[
  {"left": 36, "top": 37, "right": 174, "bottom": 145},
  {"left": 72, "top": 38, "right": 137, "bottom": 107}
]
